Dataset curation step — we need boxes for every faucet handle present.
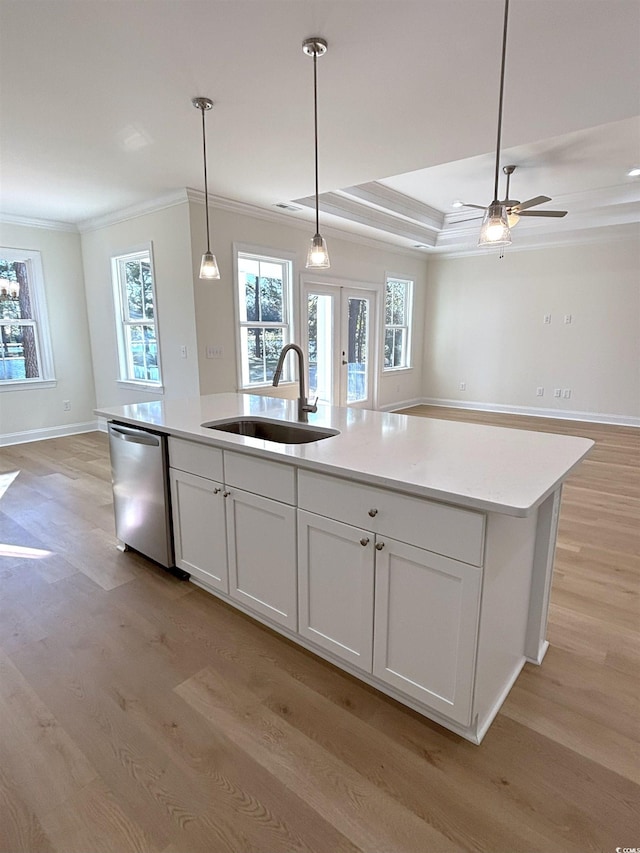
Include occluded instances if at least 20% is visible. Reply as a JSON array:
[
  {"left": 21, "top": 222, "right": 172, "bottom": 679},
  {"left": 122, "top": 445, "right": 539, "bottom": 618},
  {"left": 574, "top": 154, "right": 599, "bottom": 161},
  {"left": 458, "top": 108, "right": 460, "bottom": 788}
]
[{"left": 309, "top": 396, "right": 318, "bottom": 412}]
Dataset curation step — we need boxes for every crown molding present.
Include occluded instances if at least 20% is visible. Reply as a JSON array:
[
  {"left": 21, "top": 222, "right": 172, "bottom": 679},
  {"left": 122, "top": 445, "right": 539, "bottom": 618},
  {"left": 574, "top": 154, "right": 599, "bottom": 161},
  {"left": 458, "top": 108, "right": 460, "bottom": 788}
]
[
  {"left": 0, "top": 213, "right": 78, "bottom": 233},
  {"left": 78, "top": 189, "right": 190, "bottom": 233}
]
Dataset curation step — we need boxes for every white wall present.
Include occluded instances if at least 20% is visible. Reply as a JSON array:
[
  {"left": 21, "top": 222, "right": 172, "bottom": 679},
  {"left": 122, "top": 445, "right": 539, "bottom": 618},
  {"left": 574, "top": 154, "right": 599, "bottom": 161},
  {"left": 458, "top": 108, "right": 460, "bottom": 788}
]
[
  {"left": 81, "top": 202, "right": 200, "bottom": 408},
  {"left": 423, "top": 232, "right": 640, "bottom": 423},
  {"left": 0, "top": 222, "right": 96, "bottom": 440},
  {"left": 188, "top": 200, "right": 427, "bottom": 409}
]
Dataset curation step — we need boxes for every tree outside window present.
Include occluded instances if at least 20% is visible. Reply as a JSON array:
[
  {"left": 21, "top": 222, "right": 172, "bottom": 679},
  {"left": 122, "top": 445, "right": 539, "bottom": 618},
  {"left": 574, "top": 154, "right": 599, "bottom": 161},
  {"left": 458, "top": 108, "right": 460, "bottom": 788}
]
[
  {"left": 0, "top": 250, "right": 53, "bottom": 386},
  {"left": 384, "top": 277, "right": 413, "bottom": 370},
  {"left": 237, "top": 252, "right": 292, "bottom": 387},
  {"left": 112, "top": 248, "right": 162, "bottom": 386}
]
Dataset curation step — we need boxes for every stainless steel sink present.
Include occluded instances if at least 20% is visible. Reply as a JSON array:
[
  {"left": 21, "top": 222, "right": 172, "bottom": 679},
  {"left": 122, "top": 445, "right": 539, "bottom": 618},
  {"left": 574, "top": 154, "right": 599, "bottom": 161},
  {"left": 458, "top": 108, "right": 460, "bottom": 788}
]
[{"left": 201, "top": 417, "right": 339, "bottom": 444}]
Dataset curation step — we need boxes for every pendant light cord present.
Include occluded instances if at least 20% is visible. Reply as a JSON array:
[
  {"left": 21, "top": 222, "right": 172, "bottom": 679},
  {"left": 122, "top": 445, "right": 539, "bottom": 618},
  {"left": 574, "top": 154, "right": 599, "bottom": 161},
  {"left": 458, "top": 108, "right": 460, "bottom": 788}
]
[
  {"left": 200, "top": 105, "right": 211, "bottom": 253},
  {"left": 313, "top": 48, "right": 320, "bottom": 236},
  {"left": 493, "top": 0, "right": 509, "bottom": 202}
]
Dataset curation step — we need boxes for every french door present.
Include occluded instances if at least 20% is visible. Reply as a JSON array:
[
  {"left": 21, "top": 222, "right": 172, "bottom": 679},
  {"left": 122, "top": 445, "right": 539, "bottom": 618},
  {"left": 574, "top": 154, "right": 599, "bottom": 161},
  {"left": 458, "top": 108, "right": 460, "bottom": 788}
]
[{"left": 302, "top": 282, "right": 377, "bottom": 409}]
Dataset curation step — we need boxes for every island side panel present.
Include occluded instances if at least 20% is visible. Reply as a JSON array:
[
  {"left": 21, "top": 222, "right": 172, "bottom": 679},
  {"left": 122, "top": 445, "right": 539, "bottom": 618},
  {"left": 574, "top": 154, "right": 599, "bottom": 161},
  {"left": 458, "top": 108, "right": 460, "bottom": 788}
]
[
  {"left": 524, "top": 487, "right": 562, "bottom": 664},
  {"left": 472, "top": 509, "right": 538, "bottom": 740}
]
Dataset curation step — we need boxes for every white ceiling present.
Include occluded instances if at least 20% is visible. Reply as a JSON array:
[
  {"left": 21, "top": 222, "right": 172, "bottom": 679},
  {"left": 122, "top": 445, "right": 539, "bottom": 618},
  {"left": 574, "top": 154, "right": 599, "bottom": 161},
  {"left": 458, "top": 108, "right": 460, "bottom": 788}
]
[{"left": 1, "top": 0, "right": 639, "bottom": 254}]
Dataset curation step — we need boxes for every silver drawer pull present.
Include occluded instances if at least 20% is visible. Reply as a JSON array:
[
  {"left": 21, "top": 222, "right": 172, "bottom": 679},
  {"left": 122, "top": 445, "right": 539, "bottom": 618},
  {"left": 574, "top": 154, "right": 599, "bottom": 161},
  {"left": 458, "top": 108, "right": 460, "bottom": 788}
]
[
  {"left": 360, "top": 537, "right": 370, "bottom": 547},
  {"left": 368, "top": 508, "right": 378, "bottom": 517},
  {"left": 223, "top": 491, "right": 231, "bottom": 497},
  {"left": 375, "top": 541, "right": 385, "bottom": 551},
  {"left": 213, "top": 487, "right": 221, "bottom": 494}
]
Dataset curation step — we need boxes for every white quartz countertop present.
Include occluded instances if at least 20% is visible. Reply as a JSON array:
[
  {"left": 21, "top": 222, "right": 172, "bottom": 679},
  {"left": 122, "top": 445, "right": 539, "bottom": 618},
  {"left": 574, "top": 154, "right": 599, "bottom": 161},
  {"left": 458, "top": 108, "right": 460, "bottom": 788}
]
[{"left": 96, "top": 393, "right": 594, "bottom": 517}]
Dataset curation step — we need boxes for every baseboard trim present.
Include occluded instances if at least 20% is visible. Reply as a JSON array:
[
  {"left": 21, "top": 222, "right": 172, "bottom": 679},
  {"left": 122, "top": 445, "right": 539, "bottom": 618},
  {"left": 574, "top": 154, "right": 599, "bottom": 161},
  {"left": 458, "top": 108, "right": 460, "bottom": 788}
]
[
  {"left": 378, "top": 396, "right": 424, "bottom": 413},
  {"left": 406, "top": 398, "right": 640, "bottom": 428},
  {"left": 0, "top": 420, "right": 99, "bottom": 447}
]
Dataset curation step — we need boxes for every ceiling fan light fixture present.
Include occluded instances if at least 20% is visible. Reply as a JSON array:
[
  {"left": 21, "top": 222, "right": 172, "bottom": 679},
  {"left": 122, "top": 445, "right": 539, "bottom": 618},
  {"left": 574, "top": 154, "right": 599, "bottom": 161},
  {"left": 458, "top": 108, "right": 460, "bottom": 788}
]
[
  {"left": 627, "top": 167, "right": 640, "bottom": 178},
  {"left": 507, "top": 210, "right": 520, "bottom": 227},
  {"left": 478, "top": 202, "right": 512, "bottom": 247}
]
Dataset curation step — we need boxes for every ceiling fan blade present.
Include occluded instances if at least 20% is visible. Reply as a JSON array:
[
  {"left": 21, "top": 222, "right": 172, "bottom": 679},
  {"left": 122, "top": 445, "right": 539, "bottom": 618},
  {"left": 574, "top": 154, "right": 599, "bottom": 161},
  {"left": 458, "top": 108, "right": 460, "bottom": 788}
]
[
  {"left": 512, "top": 195, "right": 552, "bottom": 212},
  {"left": 461, "top": 203, "right": 488, "bottom": 210},
  {"left": 452, "top": 215, "right": 484, "bottom": 224},
  {"left": 517, "top": 210, "right": 567, "bottom": 218}
]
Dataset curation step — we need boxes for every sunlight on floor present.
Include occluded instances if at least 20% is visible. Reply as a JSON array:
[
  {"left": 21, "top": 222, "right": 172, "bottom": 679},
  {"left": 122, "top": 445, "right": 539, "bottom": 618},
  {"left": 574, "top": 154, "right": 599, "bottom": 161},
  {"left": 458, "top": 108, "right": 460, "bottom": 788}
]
[
  {"left": 0, "top": 469, "right": 53, "bottom": 558},
  {"left": 0, "top": 469, "right": 20, "bottom": 499}
]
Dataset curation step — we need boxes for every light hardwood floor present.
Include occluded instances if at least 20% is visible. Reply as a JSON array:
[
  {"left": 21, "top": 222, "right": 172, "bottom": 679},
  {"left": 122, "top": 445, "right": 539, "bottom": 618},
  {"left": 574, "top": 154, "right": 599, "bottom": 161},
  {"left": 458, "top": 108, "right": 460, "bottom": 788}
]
[{"left": 0, "top": 410, "right": 638, "bottom": 853}]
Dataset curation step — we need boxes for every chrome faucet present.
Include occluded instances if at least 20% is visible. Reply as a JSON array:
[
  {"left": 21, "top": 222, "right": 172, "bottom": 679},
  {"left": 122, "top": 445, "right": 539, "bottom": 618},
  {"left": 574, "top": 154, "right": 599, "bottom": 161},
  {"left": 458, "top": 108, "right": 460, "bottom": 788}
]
[{"left": 272, "top": 343, "right": 318, "bottom": 422}]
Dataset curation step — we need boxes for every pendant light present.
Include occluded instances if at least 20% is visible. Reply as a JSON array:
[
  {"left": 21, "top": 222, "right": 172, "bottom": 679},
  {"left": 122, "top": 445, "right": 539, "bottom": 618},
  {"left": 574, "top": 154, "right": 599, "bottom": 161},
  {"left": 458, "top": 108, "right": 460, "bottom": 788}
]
[
  {"left": 192, "top": 96, "right": 220, "bottom": 279},
  {"left": 303, "top": 37, "right": 330, "bottom": 269},
  {"left": 478, "top": 0, "right": 512, "bottom": 248}
]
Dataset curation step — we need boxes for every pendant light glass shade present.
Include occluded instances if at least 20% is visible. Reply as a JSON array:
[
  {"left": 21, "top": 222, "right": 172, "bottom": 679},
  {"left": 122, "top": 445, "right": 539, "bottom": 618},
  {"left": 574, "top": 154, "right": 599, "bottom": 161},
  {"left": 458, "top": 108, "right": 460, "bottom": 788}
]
[
  {"left": 478, "top": 202, "right": 512, "bottom": 247},
  {"left": 303, "top": 37, "right": 330, "bottom": 270},
  {"left": 306, "top": 233, "right": 330, "bottom": 269},
  {"left": 200, "top": 251, "right": 220, "bottom": 279},
  {"left": 192, "top": 96, "right": 220, "bottom": 280}
]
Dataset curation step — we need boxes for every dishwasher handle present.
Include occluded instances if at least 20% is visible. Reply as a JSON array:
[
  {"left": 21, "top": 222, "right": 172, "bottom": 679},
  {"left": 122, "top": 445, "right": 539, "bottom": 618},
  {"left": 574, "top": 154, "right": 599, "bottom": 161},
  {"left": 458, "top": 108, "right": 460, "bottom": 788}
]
[{"left": 109, "top": 424, "right": 161, "bottom": 447}]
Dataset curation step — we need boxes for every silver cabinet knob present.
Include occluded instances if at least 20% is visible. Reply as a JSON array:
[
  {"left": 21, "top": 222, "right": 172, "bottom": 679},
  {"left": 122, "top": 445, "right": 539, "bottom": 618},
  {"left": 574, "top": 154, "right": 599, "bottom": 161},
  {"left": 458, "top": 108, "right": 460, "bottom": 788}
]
[
  {"left": 368, "top": 508, "right": 378, "bottom": 517},
  {"left": 375, "top": 541, "right": 385, "bottom": 551},
  {"left": 360, "top": 537, "right": 370, "bottom": 547},
  {"left": 213, "top": 487, "right": 221, "bottom": 494},
  {"left": 223, "top": 491, "right": 230, "bottom": 498}
]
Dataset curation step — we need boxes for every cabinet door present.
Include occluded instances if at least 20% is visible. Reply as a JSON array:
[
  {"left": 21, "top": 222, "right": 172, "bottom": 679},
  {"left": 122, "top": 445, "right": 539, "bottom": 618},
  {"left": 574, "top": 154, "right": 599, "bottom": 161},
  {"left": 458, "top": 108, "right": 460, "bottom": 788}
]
[
  {"left": 298, "top": 510, "right": 374, "bottom": 672},
  {"left": 170, "top": 469, "right": 228, "bottom": 592},
  {"left": 373, "top": 538, "right": 481, "bottom": 726},
  {"left": 226, "top": 489, "right": 297, "bottom": 630}
]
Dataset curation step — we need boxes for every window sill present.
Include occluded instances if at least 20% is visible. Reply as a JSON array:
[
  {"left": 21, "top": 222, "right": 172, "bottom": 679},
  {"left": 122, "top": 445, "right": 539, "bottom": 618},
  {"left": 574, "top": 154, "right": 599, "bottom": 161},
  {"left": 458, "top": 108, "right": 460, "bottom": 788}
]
[
  {"left": 116, "top": 380, "right": 165, "bottom": 395},
  {"left": 0, "top": 378, "right": 57, "bottom": 392},
  {"left": 382, "top": 366, "right": 414, "bottom": 375}
]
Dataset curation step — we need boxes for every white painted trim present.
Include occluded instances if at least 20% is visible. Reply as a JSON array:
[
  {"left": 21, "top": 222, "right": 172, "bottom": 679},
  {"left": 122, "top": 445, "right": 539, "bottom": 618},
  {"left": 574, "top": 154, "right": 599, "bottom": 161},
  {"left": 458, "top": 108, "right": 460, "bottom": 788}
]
[
  {"left": 0, "top": 379, "right": 57, "bottom": 392},
  {"left": 0, "top": 213, "right": 78, "bottom": 232},
  {"left": 378, "top": 396, "right": 424, "bottom": 413},
  {"left": 115, "top": 381, "right": 165, "bottom": 394},
  {"left": 78, "top": 189, "right": 190, "bottom": 233},
  {"left": 413, "top": 397, "right": 640, "bottom": 428},
  {"left": 0, "top": 421, "right": 98, "bottom": 447},
  {"left": 475, "top": 657, "right": 527, "bottom": 744}
]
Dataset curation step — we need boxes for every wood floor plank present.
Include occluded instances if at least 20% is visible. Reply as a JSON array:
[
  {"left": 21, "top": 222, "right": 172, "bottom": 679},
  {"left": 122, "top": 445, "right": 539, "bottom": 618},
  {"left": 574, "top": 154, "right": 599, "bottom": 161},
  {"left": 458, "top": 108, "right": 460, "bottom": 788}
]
[{"left": 1, "top": 418, "right": 638, "bottom": 852}]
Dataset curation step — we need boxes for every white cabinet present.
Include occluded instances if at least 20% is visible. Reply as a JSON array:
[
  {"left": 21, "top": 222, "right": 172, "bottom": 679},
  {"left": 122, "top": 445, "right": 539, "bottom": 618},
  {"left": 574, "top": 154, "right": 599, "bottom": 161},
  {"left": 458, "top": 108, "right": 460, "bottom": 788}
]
[
  {"left": 373, "top": 537, "right": 481, "bottom": 726},
  {"left": 298, "top": 510, "right": 374, "bottom": 671},
  {"left": 297, "top": 469, "right": 484, "bottom": 725},
  {"left": 226, "top": 488, "right": 297, "bottom": 630},
  {"left": 170, "top": 468, "right": 228, "bottom": 592}
]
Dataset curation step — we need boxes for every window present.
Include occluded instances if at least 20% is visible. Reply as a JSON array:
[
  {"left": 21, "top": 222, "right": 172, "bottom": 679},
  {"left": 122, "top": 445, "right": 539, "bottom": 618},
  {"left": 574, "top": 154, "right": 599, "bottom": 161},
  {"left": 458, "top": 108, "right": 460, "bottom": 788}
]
[
  {"left": 236, "top": 250, "right": 293, "bottom": 388},
  {"left": 111, "top": 247, "right": 162, "bottom": 388},
  {"left": 0, "top": 248, "right": 55, "bottom": 389},
  {"left": 383, "top": 276, "right": 413, "bottom": 370}
]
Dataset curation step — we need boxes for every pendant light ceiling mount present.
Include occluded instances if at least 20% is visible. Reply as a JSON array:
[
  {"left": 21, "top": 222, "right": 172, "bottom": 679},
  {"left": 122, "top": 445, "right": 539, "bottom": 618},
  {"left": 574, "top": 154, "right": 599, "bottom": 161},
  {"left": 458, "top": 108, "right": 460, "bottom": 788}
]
[
  {"left": 303, "top": 36, "right": 330, "bottom": 270},
  {"left": 192, "top": 96, "right": 220, "bottom": 280}
]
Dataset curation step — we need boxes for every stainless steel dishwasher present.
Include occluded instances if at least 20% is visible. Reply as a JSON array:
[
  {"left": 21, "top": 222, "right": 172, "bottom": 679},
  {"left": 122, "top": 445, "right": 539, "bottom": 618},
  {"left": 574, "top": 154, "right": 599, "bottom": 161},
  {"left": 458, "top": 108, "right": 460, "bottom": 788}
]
[{"left": 107, "top": 421, "right": 177, "bottom": 571}]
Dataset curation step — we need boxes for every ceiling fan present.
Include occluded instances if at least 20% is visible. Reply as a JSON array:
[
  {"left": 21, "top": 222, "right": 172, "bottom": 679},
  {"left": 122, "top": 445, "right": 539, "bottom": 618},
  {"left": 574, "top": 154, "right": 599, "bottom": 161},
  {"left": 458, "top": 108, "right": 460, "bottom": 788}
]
[
  {"left": 460, "top": 164, "right": 568, "bottom": 227},
  {"left": 463, "top": 0, "right": 568, "bottom": 247}
]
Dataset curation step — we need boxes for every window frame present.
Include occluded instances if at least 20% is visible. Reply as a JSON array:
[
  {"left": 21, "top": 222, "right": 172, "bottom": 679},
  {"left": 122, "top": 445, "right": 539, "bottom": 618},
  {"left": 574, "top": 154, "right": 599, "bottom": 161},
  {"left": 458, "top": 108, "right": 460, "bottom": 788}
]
[
  {"left": 382, "top": 275, "right": 414, "bottom": 372},
  {"left": 0, "top": 247, "right": 56, "bottom": 391},
  {"left": 233, "top": 245, "right": 296, "bottom": 390},
  {"left": 111, "top": 243, "right": 164, "bottom": 392}
]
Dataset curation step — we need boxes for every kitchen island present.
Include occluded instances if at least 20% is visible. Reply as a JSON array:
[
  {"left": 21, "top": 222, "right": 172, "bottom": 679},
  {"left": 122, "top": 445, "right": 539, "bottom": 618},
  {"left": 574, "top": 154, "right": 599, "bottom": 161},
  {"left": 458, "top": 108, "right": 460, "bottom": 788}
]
[{"left": 96, "top": 393, "right": 593, "bottom": 743}]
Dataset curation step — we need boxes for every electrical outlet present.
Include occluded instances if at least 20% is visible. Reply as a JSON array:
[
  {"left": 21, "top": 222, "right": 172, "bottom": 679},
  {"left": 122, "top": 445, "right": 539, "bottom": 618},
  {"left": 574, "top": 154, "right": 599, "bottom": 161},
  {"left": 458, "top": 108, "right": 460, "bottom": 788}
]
[
  {"left": 562, "top": 388, "right": 572, "bottom": 399},
  {"left": 180, "top": 345, "right": 187, "bottom": 358},
  {"left": 458, "top": 382, "right": 466, "bottom": 391},
  {"left": 543, "top": 314, "right": 552, "bottom": 324},
  {"left": 554, "top": 388, "right": 562, "bottom": 398},
  {"left": 536, "top": 386, "right": 544, "bottom": 397},
  {"left": 63, "top": 400, "right": 71, "bottom": 411},
  {"left": 564, "top": 314, "right": 572, "bottom": 324}
]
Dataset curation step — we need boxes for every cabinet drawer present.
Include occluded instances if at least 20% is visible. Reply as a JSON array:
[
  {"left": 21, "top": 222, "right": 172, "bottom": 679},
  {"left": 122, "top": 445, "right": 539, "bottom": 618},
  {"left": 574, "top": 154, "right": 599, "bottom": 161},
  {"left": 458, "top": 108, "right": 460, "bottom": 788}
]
[
  {"left": 298, "top": 470, "right": 485, "bottom": 566},
  {"left": 224, "top": 450, "right": 296, "bottom": 505},
  {"left": 169, "top": 437, "right": 223, "bottom": 481}
]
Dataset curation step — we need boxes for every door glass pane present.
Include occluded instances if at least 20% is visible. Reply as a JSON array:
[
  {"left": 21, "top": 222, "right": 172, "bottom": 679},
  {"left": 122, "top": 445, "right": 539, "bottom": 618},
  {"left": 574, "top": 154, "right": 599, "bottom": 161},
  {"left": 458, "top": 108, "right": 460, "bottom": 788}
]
[
  {"left": 307, "top": 292, "right": 333, "bottom": 405},
  {"left": 346, "top": 297, "right": 368, "bottom": 403}
]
